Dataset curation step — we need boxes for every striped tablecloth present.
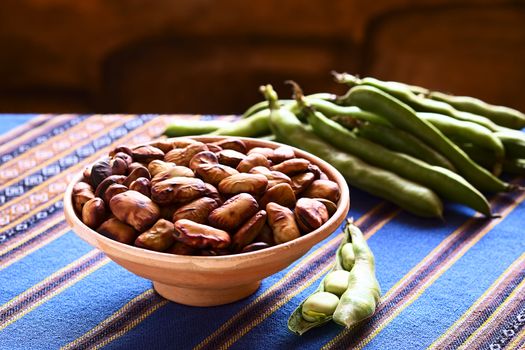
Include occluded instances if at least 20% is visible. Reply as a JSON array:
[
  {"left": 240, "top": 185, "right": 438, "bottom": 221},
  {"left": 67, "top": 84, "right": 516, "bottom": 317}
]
[{"left": 0, "top": 114, "right": 524, "bottom": 350}]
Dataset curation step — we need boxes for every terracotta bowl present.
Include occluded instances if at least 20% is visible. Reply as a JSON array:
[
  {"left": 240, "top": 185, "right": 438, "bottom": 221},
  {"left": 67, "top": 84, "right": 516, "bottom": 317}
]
[{"left": 64, "top": 136, "right": 350, "bottom": 307}]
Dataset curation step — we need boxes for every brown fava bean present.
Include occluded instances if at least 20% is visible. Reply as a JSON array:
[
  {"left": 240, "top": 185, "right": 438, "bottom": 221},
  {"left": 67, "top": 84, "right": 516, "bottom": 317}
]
[
  {"left": 166, "top": 241, "right": 198, "bottom": 255},
  {"left": 208, "top": 193, "right": 259, "bottom": 231},
  {"left": 81, "top": 198, "right": 106, "bottom": 229},
  {"left": 114, "top": 152, "right": 133, "bottom": 166},
  {"left": 174, "top": 219, "right": 231, "bottom": 249},
  {"left": 271, "top": 158, "right": 310, "bottom": 175},
  {"left": 148, "top": 160, "right": 176, "bottom": 177},
  {"left": 218, "top": 149, "right": 246, "bottom": 168},
  {"left": 95, "top": 175, "right": 126, "bottom": 198},
  {"left": 103, "top": 183, "right": 128, "bottom": 204},
  {"left": 189, "top": 151, "right": 219, "bottom": 171},
  {"left": 73, "top": 181, "right": 93, "bottom": 194},
  {"left": 131, "top": 145, "right": 165, "bottom": 163},
  {"left": 110, "top": 157, "right": 128, "bottom": 175},
  {"left": 218, "top": 173, "right": 268, "bottom": 196},
  {"left": 109, "top": 190, "right": 160, "bottom": 231},
  {"left": 307, "top": 164, "right": 326, "bottom": 180},
  {"left": 259, "top": 183, "right": 296, "bottom": 209},
  {"left": 150, "top": 177, "right": 207, "bottom": 205},
  {"left": 204, "top": 183, "right": 223, "bottom": 206},
  {"left": 266, "top": 202, "right": 301, "bottom": 244},
  {"left": 249, "top": 166, "right": 291, "bottom": 188},
  {"left": 195, "top": 163, "right": 239, "bottom": 186},
  {"left": 123, "top": 166, "right": 151, "bottom": 187},
  {"left": 159, "top": 205, "right": 179, "bottom": 221},
  {"left": 135, "top": 219, "right": 175, "bottom": 251},
  {"left": 165, "top": 142, "right": 208, "bottom": 167},
  {"left": 294, "top": 198, "right": 329, "bottom": 233},
  {"left": 236, "top": 153, "right": 271, "bottom": 173},
  {"left": 172, "top": 197, "right": 219, "bottom": 224},
  {"left": 82, "top": 167, "right": 92, "bottom": 184},
  {"left": 169, "top": 137, "right": 198, "bottom": 148},
  {"left": 232, "top": 210, "right": 267, "bottom": 252},
  {"left": 247, "top": 147, "right": 275, "bottom": 159},
  {"left": 90, "top": 159, "right": 112, "bottom": 188},
  {"left": 97, "top": 218, "right": 137, "bottom": 245},
  {"left": 206, "top": 143, "right": 223, "bottom": 153},
  {"left": 128, "top": 162, "right": 147, "bottom": 173},
  {"left": 150, "top": 166, "right": 195, "bottom": 185},
  {"left": 255, "top": 224, "right": 275, "bottom": 245},
  {"left": 302, "top": 179, "right": 340, "bottom": 203},
  {"left": 212, "top": 138, "right": 247, "bottom": 153},
  {"left": 270, "top": 146, "right": 295, "bottom": 164},
  {"left": 130, "top": 177, "right": 151, "bottom": 197},
  {"left": 291, "top": 172, "right": 316, "bottom": 195},
  {"left": 149, "top": 140, "right": 174, "bottom": 153},
  {"left": 241, "top": 242, "right": 271, "bottom": 253},
  {"left": 73, "top": 189, "right": 95, "bottom": 213},
  {"left": 314, "top": 198, "right": 338, "bottom": 216},
  {"left": 109, "top": 145, "right": 133, "bottom": 157}
]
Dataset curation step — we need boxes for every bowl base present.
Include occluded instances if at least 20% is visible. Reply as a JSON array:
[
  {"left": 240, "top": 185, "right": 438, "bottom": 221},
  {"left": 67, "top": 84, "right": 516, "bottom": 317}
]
[{"left": 153, "top": 280, "right": 261, "bottom": 307}]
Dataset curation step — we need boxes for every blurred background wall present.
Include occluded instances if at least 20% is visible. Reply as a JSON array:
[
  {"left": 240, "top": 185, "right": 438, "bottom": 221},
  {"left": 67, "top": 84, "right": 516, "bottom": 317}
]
[{"left": 0, "top": 0, "right": 524, "bottom": 115}]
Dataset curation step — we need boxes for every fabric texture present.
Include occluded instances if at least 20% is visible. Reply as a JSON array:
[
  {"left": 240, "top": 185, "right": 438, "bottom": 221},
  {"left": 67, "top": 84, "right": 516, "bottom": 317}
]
[{"left": 0, "top": 114, "right": 524, "bottom": 350}]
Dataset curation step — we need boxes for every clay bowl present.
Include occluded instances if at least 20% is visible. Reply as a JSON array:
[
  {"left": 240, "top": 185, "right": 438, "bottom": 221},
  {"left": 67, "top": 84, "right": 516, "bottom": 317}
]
[{"left": 64, "top": 136, "right": 350, "bottom": 307}]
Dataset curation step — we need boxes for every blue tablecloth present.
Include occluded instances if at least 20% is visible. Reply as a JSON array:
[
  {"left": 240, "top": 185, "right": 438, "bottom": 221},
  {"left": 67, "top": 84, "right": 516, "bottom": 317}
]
[{"left": 0, "top": 114, "right": 524, "bottom": 350}]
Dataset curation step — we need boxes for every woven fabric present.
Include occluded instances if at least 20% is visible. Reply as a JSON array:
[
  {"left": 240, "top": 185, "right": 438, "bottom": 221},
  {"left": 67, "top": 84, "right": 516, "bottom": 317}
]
[{"left": 0, "top": 114, "right": 524, "bottom": 350}]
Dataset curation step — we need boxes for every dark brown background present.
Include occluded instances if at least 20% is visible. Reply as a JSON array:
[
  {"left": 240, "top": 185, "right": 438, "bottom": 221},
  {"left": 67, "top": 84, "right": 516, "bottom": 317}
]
[{"left": 0, "top": 0, "right": 524, "bottom": 114}]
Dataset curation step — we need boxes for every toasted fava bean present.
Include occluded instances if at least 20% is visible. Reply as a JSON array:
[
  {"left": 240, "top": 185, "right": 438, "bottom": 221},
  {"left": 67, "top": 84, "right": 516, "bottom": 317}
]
[
  {"left": 110, "top": 157, "right": 128, "bottom": 176},
  {"left": 150, "top": 166, "right": 195, "bottom": 185},
  {"left": 259, "top": 183, "right": 296, "bottom": 208},
  {"left": 165, "top": 142, "right": 208, "bottom": 167},
  {"left": 302, "top": 180, "right": 340, "bottom": 203},
  {"left": 149, "top": 140, "right": 174, "bottom": 153},
  {"left": 166, "top": 241, "right": 198, "bottom": 255},
  {"left": 114, "top": 152, "right": 133, "bottom": 166},
  {"left": 218, "top": 149, "right": 246, "bottom": 168},
  {"left": 82, "top": 198, "right": 106, "bottom": 229},
  {"left": 291, "top": 172, "right": 316, "bottom": 195},
  {"left": 270, "top": 146, "right": 295, "bottom": 164},
  {"left": 241, "top": 242, "right": 271, "bottom": 253},
  {"left": 232, "top": 210, "right": 267, "bottom": 252},
  {"left": 148, "top": 160, "right": 177, "bottom": 177},
  {"left": 123, "top": 166, "right": 151, "bottom": 187},
  {"left": 195, "top": 163, "right": 239, "bottom": 186},
  {"left": 247, "top": 147, "right": 275, "bottom": 159},
  {"left": 236, "top": 153, "right": 271, "bottom": 173},
  {"left": 130, "top": 177, "right": 151, "bottom": 197},
  {"left": 301, "top": 292, "right": 340, "bottom": 322},
  {"left": 271, "top": 158, "right": 310, "bottom": 175},
  {"left": 109, "top": 190, "right": 160, "bottom": 231},
  {"left": 314, "top": 198, "right": 338, "bottom": 216},
  {"left": 73, "top": 181, "right": 93, "bottom": 194},
  {"left": 82, "top": 167, "right": 92, "bottom": 184},
  {"left": 135, "top": 219, "right": 175, "bottom": 251},
  {"left": 73, "top": 188, "right": 95, "bottom": 213},
  {"left": 159, "top": 205, "right": 179, "bottom": 221},
  {"left": 169, "top": 137, "right": 199, "bottom": 148},
  {"left": 206, "top": 143, "right": 223, "bottom": 153},
  {"left": 218, "top": 173, "right": 268, "bottom": 196},
  {"left": 306, "top": 164, "right": 328, "bottom": 180},
  {"left": 249, "top": 166, "right": 291, "bottom": 188},
  {"left": 208, "top": 193, "right": 259, "bottom": 231},
  {"left": 97, "top": 218, "right": 137, "bottom": 244},
  {"left": 172, "top": 197, "right": 219, "bottom": 224},
  {"left": 103, "top": 183, "right": 128, "bottom": 204},
  {"left": 212, "top": 138, "right": 247, "bottom": 153},
  {"left": 150, "top": 177, "right": 207, "bottom": 205},
  {"left": 189, "top": 151, "right": 219, "bottom": 171},
  {"left": 109, "top": 145, "right": 133, "bottom": 157},
  {"left": 128, "top": 162, "right": 147, "bottom": 173},
  {"left": 255, "top": 224, "right": 275, "bottom": 245},
  {"left": 294, "top": 198, "right": 329, "bottom": 233},
  {"left": 90, "top": 159, "right": 112, "bottom": 188},
  {"left": 203, "top": 183, "right": 223, "bottom": 206},
  {"left": 131, "top": 145, "right": 165, "bottom": 163},
  {"left": 324, "top": 270, "right": 351, "bottom": 296},
  {"left": 95, "top": 175, "right": 126, "bottom": 198},
  {"left": 266, "top": 202, "right": 301, "bottom": 244},
  {"left": 174, "top": 219, "right": 231, "bottom": 249}
]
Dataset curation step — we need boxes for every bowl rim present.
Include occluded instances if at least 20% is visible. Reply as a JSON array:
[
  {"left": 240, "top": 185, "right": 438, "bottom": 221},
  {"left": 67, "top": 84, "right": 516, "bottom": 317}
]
[{"left": 64, "top": 135, "right": 350, "bottom": 263}]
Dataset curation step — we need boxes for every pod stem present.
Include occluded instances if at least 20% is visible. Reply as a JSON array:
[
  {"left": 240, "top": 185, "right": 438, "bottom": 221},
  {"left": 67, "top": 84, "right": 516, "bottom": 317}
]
[
  {"left": 259, "top": 84, "right": 280, "bottom": 111},
  {"left": 331, "top": 71, "right": 361, "bottom": 86}
]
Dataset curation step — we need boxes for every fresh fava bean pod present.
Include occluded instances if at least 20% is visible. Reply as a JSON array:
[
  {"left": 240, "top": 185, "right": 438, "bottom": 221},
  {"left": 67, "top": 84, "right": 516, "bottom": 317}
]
[
  {"left": 306, "top": 108, "right": 491, "bottom": 216},
  {"left": 429, "top": 91, "right": 525, "bottom": 130},
  {"left": 334, "top": 72, "right": 501, "bottom": 132},
  {"left": 288, "top": 219, "right": 379, "bottom": 334},
  {"left": 493, "top": 130, "right": 525, "bottom": 159},
  {"left": 261, "top": 84, "right": 443, "bottom": 218},
  {"left": 345, "top": 85, "right": 512, "bottom": 193},
  {"left": 163, "top": 119, "right": 231, "bottom": 137},
  {"left": 210, "top": 109, "right": 271, "bottom": 137}
]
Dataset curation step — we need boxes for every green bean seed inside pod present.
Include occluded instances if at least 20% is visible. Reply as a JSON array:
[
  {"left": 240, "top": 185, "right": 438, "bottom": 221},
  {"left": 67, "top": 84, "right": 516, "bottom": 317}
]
[
  {"left": 324, "top": 270, "right": 351, "bottom": 297},
  {"left": 301, "top": 292, "right": 340, "bottom": 322},
  {"left": 341, "top": 243, "right": 355, "bottom": 271}
]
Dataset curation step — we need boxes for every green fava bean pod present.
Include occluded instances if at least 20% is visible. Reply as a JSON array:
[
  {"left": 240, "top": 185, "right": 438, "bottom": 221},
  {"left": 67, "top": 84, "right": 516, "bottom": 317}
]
[
  {"left": 260, "top": 84, "right": 444, "bottom": 218},
  {"left": 210, "top": 108, "right": 271, "bottom": 137},
  {"left": 493, "top": 130, "right": 525, "bottom": 159},
  {"left": 333, "top": 220, "right": 381, "bottom": 328},
  {"left": 429, "top": 91, "right": 525, "bottom": 130},
  {"left": 345, "top": 85, "right": 512, "bottom": 193},
  {"left": 164, "top": 119, "right": 232, "bottom": 137}
]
